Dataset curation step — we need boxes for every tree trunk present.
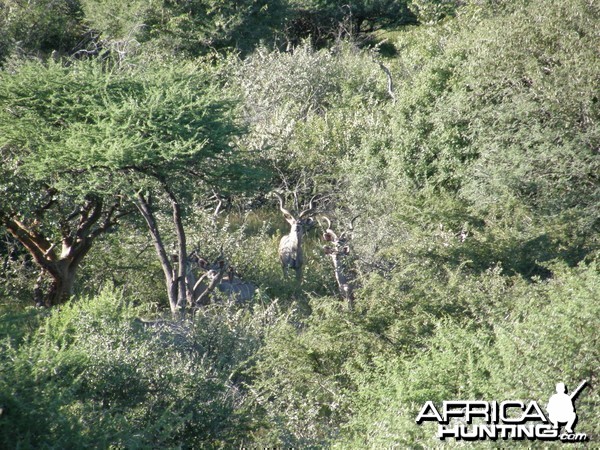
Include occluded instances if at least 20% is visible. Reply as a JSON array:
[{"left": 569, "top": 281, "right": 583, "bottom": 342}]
[
  {"left": 136, "top": 192, "right": 178, "bottom": 313},
  {"left": 165, "top": 185, "right": 188, "bottom": 312},
  {"left": 45, "top": 262, "right": 78, "bottom": 306},
  {"left": 33, "top": 264, "right": 78, "bottom": 307},
  {"left": 185, "top": 268, "right": 198, "bottom": 307},
  {"left": 354, "top": 17, "right": 364, "bottom": 35},
  {"left": 197, "top": 263, "right": 227, "bottom": 306},
  {"left": 136, "top": 189, "right": 189, "bottom": 315}
]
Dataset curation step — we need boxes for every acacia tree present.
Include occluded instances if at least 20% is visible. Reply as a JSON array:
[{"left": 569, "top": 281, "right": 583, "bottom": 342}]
[
  {"left": 0, "top": 169, "right": 119, "bottom": 307},
  {"left": 0, "top": 60, "right": 136, "bottom": 306},
  {"left": 0, "top": 56, "right": 260, "bottom": 309}
]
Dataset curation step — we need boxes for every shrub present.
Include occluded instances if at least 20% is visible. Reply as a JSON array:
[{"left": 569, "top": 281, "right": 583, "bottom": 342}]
[
  {"left": 332, "top": 262, "right": 600, "bottom": 448},
  {"left": 0, "top": 287, "right": 277, "bottom": 448}
]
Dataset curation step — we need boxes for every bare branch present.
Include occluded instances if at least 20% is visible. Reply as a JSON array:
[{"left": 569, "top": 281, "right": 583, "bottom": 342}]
[
  {"left": 378, "top": 61, "right": 396, "bottom": 103},
  {"left": 76, "top": 195, "right": 104, "bottom": 240}
]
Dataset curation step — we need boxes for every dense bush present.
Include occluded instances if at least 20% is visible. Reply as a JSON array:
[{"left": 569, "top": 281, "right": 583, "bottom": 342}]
[
  {"left": 1, "top": 0, "right": 598, "bottom": 447},
  {"left": 0, "top": 288, "right": 277, "bottom": 448},
  {"left": 333, "top": 263, "right": 600, "bottom": 448}
]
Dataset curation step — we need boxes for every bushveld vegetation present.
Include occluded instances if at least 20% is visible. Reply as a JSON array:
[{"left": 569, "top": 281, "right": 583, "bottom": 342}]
[{"left": 1, "top": 0, "right": 598, "bottom": 448}]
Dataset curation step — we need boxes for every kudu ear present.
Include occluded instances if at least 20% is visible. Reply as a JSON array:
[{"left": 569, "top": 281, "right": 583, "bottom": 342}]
[
  {"left": 323, "top": 245, "right": 334, "bottom": 255},
  {"left": 198, "top": 258, "right": 209, "bottom": 269},
  {"left": 341, "top": 246, "right": 350, "bottom": 255}
]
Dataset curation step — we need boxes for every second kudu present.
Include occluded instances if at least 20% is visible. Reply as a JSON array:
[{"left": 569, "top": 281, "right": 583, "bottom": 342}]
[
  {"left": 321, "top": 215, "right": 358, "bottom": 310},
  {"left": 274, "top": 192, "right": 317, "bottom": 283}
]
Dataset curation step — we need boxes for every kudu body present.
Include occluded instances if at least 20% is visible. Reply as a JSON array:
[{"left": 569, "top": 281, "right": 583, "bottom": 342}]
[
  {"left": 186, "top": 253, "right": 256, "bottom": 305},
  {"left": 211, "top": 265, "right": 257, "bottom": 303},
  {"left": 321, "top": 216, "right": 358, "bottom": 310},
  {"left": 274, "top": 193, "right": 316, "bottom": 283}
]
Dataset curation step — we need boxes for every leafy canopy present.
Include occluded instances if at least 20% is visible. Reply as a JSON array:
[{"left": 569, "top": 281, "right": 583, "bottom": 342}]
[{"left": 0, "top": 56, "right": 264, "bottom": 199}]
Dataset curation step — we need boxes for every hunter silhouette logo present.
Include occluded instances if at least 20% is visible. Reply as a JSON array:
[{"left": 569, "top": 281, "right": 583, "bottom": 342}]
[
  {"left": 547, "top": 380, "right": 586, "bottom": 434},
  {"left": 416, "top": 380, "right": 589, "bottom": 442}
]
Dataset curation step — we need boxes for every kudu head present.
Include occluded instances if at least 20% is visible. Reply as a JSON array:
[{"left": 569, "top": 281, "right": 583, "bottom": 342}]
[
  {"left": 188, "top": 250, "right": 224, "bottom": 274},
  {"left": 186, "top": 250, "right": 227, "bottom": 306},
  {"left": 273, "top": 192, "right": 316, "bottom": 236},
  {"left": 321, "top": 215, "right": 358, "bottom": 259},
  {"left": 187, "top": 250, "right": 256, "bottom": 304}
]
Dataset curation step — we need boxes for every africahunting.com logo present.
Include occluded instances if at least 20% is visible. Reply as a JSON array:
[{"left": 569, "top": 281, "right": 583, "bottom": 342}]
[{"left": 416, "top": 380, "right": 589, "bottom": 442}]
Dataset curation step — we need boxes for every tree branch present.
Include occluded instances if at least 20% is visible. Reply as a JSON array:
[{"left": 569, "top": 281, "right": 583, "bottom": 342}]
[
  {"left": 2, "top": 217, "right": 58, "bottom": 276},
  {"left": 194, "top": 263, "right": 227, "bottom": 306},
  {"left": 135, "top": 191, "right": 176, "bottom": 309},
  {"left": 34, "top": 187, "right": 58, "bottom": 216},
  {"left": 90, "top": 199, "right": 132, "bottom": 239},
  {"left": 3, "top": 217, "right": 54, "bottom": 260},
  {"left": 76, "top": 195, "right": 103, "bottom": 240}
]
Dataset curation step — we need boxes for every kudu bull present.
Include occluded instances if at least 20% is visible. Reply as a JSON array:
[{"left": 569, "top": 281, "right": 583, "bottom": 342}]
[
  {"left": 186, "top": 252, "right": 256, "bottom": 306},
  {"left": 274, "top": 192, "right": 317, "bottom": 283},
  {"left": 321, "top": 215, "right": 358, "bottom": 310}
]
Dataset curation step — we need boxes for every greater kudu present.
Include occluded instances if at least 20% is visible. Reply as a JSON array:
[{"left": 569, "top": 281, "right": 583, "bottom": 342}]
[
  {"left": 186, "top": 252, "right": 256, "bottom": 305},
  {"left": 321, "top": 215, "right": 358, "bottom": 309},
  {"left": 274, "top": 192, "right": 317, "bottom": 283}
]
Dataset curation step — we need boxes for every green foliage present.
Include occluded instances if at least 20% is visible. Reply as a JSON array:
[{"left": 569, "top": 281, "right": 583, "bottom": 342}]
[
  {"left": 283, "top": 0, "right": 415, "bottom": 48},
  {"left": 81, "top": 0, "right": 291, "bottom": 57},
  {"left": 0, "top": 233, "right": 38, "bottom": 304},
  {"left": 0, "top": 0, "right": 89, "bottom": 63},
  {"left": 0, "top": 287, "right": 277, "bottom": 448},
  {"left": 0, "top": 301, "right": 43, "bottom": 348},
  {"left": 0, "top": 55, "right": 252, "bottom": 241},
  {"left": 408, "top": 0, "right": 462, "bottom": 24},
  {"left": 236, "top": 41, "right": 390, "bottom": 192},
  {"left": 0, "top": 57, "right": 242, "bottom": 188},
  {"left": 333, "top": 263, "right": 600, "bottom": 448},
  {"left": 334, "top": 323, "right": 495, "bottom": 448},
  {"left": 1, "top": 0, "right": 599, "bottom": 447},
  {"left": 250, "top": 297, "right": 393, "bottom": 446},
  {"left": 489, "top": 262, "right": 600, "bottom": 407},
  {"left": 337, "top": 0, "right": 599, "bottom": 281},
  {"left": 457, "top": 0, "right": 600, "bottom": 226},
  {"left": 76, "top": 224, "right": 166, "bottom": 305},
  {"left": 79, "top": 0, "right": 156, "bottom": 42}
]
